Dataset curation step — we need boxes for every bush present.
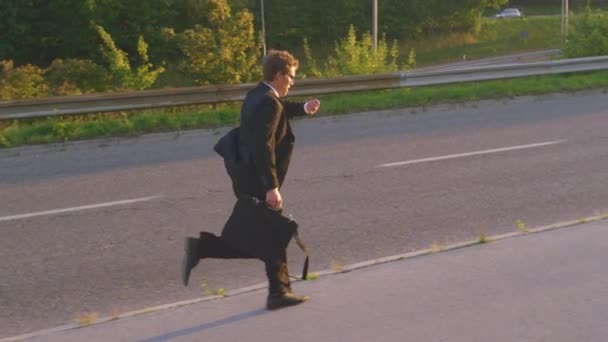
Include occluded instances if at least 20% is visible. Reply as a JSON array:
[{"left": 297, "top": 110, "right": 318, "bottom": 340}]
[
  {"left": 174, "top": 1, "right": 261, "bottom": 85},
  {"left": 301, "top": 38, "right": 322, "bottom": 79},
  {"left": 326, "top": 25, "right": 400, "bottom": 76},
  {"left": 0, "top": 60, "right": 48, "bottom": 100},
  {"left": 96, "top": 25, "right": 165, "bottom": 90},
  {"left": 301, "top": 25, "right": 418, "bottom": 78},
  {"left": 562, "top": 8, "right": 608, "bottom": 57},
  {"left": 45, "top": 59, "right": 111, "bottom": 95}
]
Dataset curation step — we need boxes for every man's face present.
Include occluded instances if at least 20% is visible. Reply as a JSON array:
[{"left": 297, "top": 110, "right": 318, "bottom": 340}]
[{"left": 273, "top": 66, "right": 296, "bottom": 97}]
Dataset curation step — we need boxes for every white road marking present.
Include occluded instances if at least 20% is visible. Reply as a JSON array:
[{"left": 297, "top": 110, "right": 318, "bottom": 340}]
[
  {"left": 0, "top": 195, "right": 163, "bottom": 222},
  {"left": 376, "top": 140, "right": 567, "bottom": 168}
]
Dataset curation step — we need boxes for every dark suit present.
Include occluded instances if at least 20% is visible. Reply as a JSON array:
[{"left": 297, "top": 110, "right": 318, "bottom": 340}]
[
  {"left": 235, "top": 82, "right": 307, "bottom": 198},
  {"left": 203, "top": 82, "right": 307, "bottom": 296}
]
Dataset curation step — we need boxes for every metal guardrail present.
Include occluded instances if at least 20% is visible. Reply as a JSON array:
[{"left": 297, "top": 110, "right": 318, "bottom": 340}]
[{"left": 1, "top": 55, "right": 608, "bottom": 120}]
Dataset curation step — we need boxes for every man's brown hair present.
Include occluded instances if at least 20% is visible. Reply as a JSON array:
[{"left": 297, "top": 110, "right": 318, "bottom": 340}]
[{"left": 263, "top": 50, "right": 299, "bottom": 81}]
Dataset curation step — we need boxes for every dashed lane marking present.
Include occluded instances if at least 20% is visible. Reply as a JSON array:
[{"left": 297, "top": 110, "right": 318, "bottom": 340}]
[
  {"left": 0, "top": 195, "right": 163, "bottom": 222},
  {"left": 376, "top": 140, "right": 567, "bottom": 168}
]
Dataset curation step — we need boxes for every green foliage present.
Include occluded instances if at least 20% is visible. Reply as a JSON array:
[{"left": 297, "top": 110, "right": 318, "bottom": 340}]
[
  {"left": 255, "top": 0, "right": 368, "bottom": 49},
  {"left": 87, "top": 0, "right": 179, "bottom": 66},
  {"left": 0, "top": 0, "right": 96, "bottom": 66},
  {"left": 325, "top": 25, "right": 400, "bottom": 76},
  {"left": 0, "top": 0, "right": 22, "bottom": 62},
  {"left": 376, "top": 0, "right": 509, "bottom": 40},
  {"left": 0, "top": 133, "right": 10, "bottom": 147},
  {"left": 52, "top": 122, "right": 70, "bottom": 142},
  {"left": 405, "top": 49, "right": 417, "bottom": 71},
  {"left": 563, "top": 8, "right": 608, "bottom": 57},
  {"left": 134, "top": 36, "right": 166, "bottom": 90},
  {"left": 45, "top": 59, "right": 111, "bottom": 95},
  {"left": 302, "top": 38, "right": 322, "bottom": 78},
  {"left": 301, "top": 26, "right": 408, "bottom": 78},
  {"left": 0, "top": 60, "right": 48, "bottom": 100},
  {"left": 96, "top": 26, "right": 165, "bottom": 90},
  {"left": 2, "top": 0, "right": 517, "bottom": 72},
  {"left": 174, "top": 0, "right": 261, "bottom": 85}
]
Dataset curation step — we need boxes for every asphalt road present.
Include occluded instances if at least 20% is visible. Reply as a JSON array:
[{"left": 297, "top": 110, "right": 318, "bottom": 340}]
[{"left": 1, "top": 89, "right": 608, "bottom": 337}]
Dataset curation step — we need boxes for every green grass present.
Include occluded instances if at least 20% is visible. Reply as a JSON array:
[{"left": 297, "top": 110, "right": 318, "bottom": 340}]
[
  {"left": 404, "top": 16, "right": 563, "bottom": 66},
  {"left": 401, "top": 11, "right": 605, "bottom": 66},
  {"left": 2, "top": 70, "right": 608, "bottom": 148},
  {"left": 318, "top": 70, "right": 608, "bottom": 114},
  {"left": 0, "top": 105, "right": 241, "bottom": 147}
]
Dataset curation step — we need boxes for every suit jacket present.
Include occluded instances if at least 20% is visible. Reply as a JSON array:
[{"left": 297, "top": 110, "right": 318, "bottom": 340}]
[
  {"left": 235, "top": 82, "right": 307, "bottom": 198},
  {"left": 215, "top": 82, "right": 307, "bottom": 259}
]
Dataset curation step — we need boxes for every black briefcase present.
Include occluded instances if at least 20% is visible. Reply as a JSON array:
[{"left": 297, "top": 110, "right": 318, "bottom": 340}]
[{"left": 221, "top": 195, "right": 309, "bottom": 279}]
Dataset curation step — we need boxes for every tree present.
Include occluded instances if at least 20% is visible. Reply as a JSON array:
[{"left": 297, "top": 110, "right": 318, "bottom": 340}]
[
  {"left": 88, "top": 0, "right": 179, "bottom": 66},
  {"left": 244, "top": 0, "right": 366, "bottom": 49},
  {"left": 0, "top": 1, "right": 23, "bottom": 63},
  {"left": 0, "top": 0, "right": 96, "bottom": 66},
  {"left": 174, "top": 0, "right": 261, "bottom": 85},
  {"left": 378, "top": 0, "right": 508, "bottom": 39}
]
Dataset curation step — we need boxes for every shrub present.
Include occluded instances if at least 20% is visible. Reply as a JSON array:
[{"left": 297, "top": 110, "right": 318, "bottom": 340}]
[
  {"left": 96, "top": 25, "right": 165, "bottom": 90},
  {"left": 325, "top": 25, "right": 400, "bottom": 76},
  {"left": 174, "top": 0, "right": 261, "bottom": 85},
  {"left": 562, "top": 8, "right": 608, "bottom": 57},
  {"left": 302, "top": 38, "right": 322, "bottom": 78},
  {"left": 45, "top": 59, "right": 111, "bottom": 95},
  {"left": 0, "top": 60, "right": 48, "bottom": 100}
]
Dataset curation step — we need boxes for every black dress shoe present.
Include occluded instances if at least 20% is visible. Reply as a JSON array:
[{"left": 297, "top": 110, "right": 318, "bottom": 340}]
[
  {"left": 181, "top": 237, "right": 200, "bottom": 286},
  {"left": 266, "top": 293, "right": 309, "bottom": 310}
]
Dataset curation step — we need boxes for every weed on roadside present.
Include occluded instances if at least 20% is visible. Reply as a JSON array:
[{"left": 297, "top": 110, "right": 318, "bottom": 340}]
[
  {"left": 76, "top": 312, "right": 98, "bottom": 326},
  {"left": 111, "top": 307, "right": 121, "bottom": 320},
  {"left": 479, "top": 226, "right": 489, "bottom": 243},
  {"left": 200, "top": 280, "right": 225, "bottom": 297},
  {"left": 517, "top": 219, "right": 529, "bottom": 234},
  {"left": 430, "top": 243, "right": 442, "bottom": 252},
  {"left": 306, "top": 272, "right": 319, "bottom": 280},
  {"left": 330, "top": 258, "right": 345, "bottom": 272}
]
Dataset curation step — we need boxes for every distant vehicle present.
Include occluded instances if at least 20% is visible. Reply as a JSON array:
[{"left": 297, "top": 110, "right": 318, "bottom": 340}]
[{"left": 495, "top": 8, "right": 522, "bottom": 19}]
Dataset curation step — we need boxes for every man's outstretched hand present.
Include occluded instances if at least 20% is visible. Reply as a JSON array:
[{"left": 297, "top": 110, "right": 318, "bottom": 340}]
[
  {"left": 266, "top": 187, "right": 283, "bottom": 209},
  {"left": 305, "top": 99, "right": 321, "bottom": 115}
]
